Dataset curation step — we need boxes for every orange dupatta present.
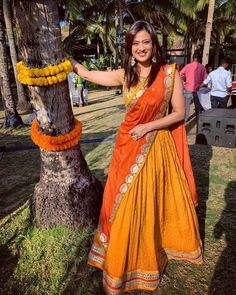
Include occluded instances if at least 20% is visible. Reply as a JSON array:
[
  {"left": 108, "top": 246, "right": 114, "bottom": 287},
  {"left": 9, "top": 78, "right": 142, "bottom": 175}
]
[{"left": 88, "top": 64, "right": 198, "bottom": 267}]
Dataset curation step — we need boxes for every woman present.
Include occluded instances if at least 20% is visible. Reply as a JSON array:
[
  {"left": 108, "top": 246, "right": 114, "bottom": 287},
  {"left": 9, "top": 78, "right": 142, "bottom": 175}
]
[{"left": 67, "top": 21, "right": 202, "bottom": 294}]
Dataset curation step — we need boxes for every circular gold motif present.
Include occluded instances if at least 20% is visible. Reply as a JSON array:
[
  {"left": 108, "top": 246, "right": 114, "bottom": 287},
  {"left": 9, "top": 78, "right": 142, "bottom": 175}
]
[
  {"left": 136, "top": 89, "right": 145, "bottom": 98},
  {"left": 116, "top": 193, "right": 123, "bottom": 203},
  {"left": 165, "top": 65, "right": 172, "bottom": 75},
  {"left": 126, "top": 174, "right": 134, "bottom": 183},
  {"left": 120, "top": 183, "right": 128, "bottom": 193},
  {"left": 100, "top": 233, "right": 107, "bottom": 243},
  {"left": 141, "top": 144, "right": 149, "bottom": 154},
  {"left": 131, "top": 164, "right": 139, "bottom": 174},
  {"left": 136, "top": 154, "right": 144, "bottom": 164},
  {"left": 165, "top": 76, "right": 172, "bottom": 87}
]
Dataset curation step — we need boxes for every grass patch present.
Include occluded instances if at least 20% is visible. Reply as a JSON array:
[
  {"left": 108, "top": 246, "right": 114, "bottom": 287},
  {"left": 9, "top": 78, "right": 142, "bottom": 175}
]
[{"left": 0, "top": 204, "right": 103, "bottom": 295}]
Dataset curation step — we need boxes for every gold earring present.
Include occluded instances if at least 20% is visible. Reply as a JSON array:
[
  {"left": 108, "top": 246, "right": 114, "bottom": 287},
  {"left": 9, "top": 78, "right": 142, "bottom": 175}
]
[
  {"left": 131, "top": 56, "right": 136, "bottom": 67},
  {"left": 152, "top": 56, "right": 157, "bottom": 63}
]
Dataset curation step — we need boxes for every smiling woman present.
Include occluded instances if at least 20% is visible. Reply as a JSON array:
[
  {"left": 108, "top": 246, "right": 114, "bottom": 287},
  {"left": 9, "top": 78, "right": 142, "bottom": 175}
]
[
  {"left": 131, "top": 31, "right": 153, "bottom": 64},
  {"left": 67, "top": 20, "right": 202, "bottom": 294}
]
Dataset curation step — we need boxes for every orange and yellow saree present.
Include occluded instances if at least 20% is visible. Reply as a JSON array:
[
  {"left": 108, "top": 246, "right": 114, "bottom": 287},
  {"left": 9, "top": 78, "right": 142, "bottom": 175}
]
[{"left": 88, "top": 64, "right": 202, "bottom": 294}]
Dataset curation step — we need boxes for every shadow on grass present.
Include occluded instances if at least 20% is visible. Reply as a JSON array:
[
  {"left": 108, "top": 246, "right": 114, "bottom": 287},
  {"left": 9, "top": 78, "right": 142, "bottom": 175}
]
[
  {"left": 74, "top": 104, "right": 124, "bottom": 118},
  {"left": 0, "top": 131, "right": 40, "bottom": 218},
  {"left": 0, "top": 244, "right": 18, "bottom": 293},
  {"left": 0, "top": 203, "right": 33, "bottom": 295},
  {"left": 209, "top": 181, "right": 236, "bottom": 295},
  {"left": 189, "top": 137, "right": 213, "bottom": 249},
  {"left": 61, "top": 229, "right": 105, "bottom": 295},
  {"left": 87, "top": 94, "right": 119, "bottom": 105},
  {"left": 0, "top": 126, "right": 118, "bottom": 217}
]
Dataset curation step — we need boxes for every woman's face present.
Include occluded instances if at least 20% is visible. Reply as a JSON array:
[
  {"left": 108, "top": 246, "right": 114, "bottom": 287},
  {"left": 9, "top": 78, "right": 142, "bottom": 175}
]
[{"left": 131, "top": 29, "right": 153, "bottom": 65}]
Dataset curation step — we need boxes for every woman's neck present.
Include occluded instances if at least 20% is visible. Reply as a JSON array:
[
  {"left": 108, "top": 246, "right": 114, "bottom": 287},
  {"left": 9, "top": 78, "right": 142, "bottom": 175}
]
[{"left": 137, "top": 62, "right": 152, "bottom": 78}]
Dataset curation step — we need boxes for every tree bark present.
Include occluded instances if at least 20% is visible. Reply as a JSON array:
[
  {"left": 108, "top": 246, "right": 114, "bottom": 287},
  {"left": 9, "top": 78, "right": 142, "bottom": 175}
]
[
  {"left": 34, "top": 147, "right": 103, "bottom": 228},
  {"left": 162, "top": 33, "right": 168, "bottom": 62},
  {"left": 0, "top": 1, "right": 22, "bottom": 128},
  {"left": 202, "top": 0, "right": 216, "bottom": 65},
  {"left": 3, "top": 0, "right": 30, "bottom": 111},
  {"left": 214, "top": 29, "right": 221, "bottom": 68},
  {"left": 13, "top": 0, "right": 103, "bottom": 228},
  {"left": 191, "top": 41, "right": 197, "bottom": 61}
]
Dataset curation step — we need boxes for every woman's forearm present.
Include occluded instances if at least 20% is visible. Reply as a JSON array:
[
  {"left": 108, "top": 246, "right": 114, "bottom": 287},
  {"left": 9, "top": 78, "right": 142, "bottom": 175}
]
[
  {"left": 146, "top": 111, "right": 185, "bottom": 132},
  {"left": 67, "top": 57, "right": 90, "bottom": 80}
]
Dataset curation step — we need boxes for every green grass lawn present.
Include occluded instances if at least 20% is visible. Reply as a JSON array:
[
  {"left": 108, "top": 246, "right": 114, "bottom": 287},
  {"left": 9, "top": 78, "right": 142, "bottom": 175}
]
[{"left": 0, "top": 90, "right": 236, "bottom": 295}]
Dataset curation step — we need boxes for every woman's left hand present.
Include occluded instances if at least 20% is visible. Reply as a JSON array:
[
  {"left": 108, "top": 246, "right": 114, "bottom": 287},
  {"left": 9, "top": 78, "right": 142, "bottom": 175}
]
[{"left": 129, "top": 123, "right": 151, "bottom": 140}]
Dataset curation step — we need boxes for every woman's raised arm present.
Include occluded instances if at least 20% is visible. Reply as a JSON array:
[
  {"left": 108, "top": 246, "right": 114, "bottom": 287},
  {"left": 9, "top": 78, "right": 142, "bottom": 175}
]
[{"left": 67, "top": 56, "right": 124, "bottom": 87}]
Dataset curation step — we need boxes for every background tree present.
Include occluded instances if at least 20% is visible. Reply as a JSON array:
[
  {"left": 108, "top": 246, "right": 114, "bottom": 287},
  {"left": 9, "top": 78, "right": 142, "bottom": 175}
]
[
  {"left": 3, "top": 0, "right": 29, "bottom": 111},
  {"left": 202, "top": 0, "right": 216, "bottom": 65},
  {"left": 13, "top": 0, "right": 102, "bottom": 229},
  {"left": 212, "top": 0, "right": 236, "bottom": 67},
  {"left": 0, "top": 0, "right": 22, "bottom": 128}
]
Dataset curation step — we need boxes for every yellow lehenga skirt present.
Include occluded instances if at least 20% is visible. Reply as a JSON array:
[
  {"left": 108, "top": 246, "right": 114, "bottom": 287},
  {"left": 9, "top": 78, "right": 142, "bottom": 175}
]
[{"left": 99, "top": 129, "right": 202, "bottom": 293}]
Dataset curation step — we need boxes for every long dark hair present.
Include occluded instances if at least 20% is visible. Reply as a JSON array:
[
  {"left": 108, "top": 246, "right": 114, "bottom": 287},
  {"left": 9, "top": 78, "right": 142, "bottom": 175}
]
[{"left": 124, "top": 20, "right": 164, "bottom": 89}]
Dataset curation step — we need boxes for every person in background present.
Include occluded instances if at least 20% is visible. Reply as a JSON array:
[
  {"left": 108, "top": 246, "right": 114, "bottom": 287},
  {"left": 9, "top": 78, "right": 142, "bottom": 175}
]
[
  {"left": 180, "top": 53, "right": 207, "bottom": 121},
  {"left": 197, "top": 64, "right": 213, "bottom": 112},
  {"left": 82, "top": 80, "right": 88, "bottom": 105},
  {"left": 74, "top": 73, "right": 84, "bottom": 107},
  {"left": 68, "top": 71, "right": 78, "bottom": 106},
  {"left": 205, "top": 63, "right": 213, "bottom": 75},
  {"left": 201, "top": 59, "right": 232, "bottom": 109}
]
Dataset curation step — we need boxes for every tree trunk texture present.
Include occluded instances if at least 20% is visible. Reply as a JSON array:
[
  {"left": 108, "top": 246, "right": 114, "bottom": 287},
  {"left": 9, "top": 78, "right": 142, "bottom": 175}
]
[
  {"left": 118, "top": 0, "right": 124, "bottom": 64},
  {"left": 34, "top": 147, "right": 103, "bottom": 228},
  {"left": 3, "top": 0, "right": 30, "bottom": 111},
  {"left": 0, "top": 2, "right": 22, "bottom": 128},
  {"left": 214, "top": 30, "right": 221, "bottom": 68},
  {"left": 191, "top": 41, "right": 197, "bottom": 61},
  {"left": 202, "top": 0, "right": 216, "bottom": 65},
  {"left": 13, "top": 0, "right": 103, "bottom": 228},
  {"left": 162, "top": 33, "right": 168, "bottom": 62}
]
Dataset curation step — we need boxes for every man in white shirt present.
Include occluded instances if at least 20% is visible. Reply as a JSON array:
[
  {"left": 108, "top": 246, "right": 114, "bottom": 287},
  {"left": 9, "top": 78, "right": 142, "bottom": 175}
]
[{"left": 202, "top": 59, "right": 232, "bottom": 108}]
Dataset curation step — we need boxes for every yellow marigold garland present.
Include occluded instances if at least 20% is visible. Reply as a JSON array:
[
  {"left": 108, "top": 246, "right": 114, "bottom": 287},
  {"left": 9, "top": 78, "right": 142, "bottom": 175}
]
[
  {"left": 31, "top": 119, "right": 82, "bottom": 151},
  {"left": 17, "top": 59, "right": 73, "bottom": 86}
]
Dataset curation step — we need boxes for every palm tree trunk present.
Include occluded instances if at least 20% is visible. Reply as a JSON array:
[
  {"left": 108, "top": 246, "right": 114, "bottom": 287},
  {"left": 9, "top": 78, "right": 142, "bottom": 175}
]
[
  {"left": 0, "top": 2, "right": 22, "bottom": 128},
  {"left": 3, "top": 0, "right": 30, "bottom": 111},
  {"left": 162, "top": 33, "right": 168, "bottom": 62},
  {"left": 191, "top": 41, "right": 197, "bottom": 61},
  {"left": 214, "top": 29, "right": 221, "bottom": 68},
  {"left": 13, "top": 0, "right": 103, "bottom": 229},
  {"left": 115, "top": 6, "right": 119, "bottom": 67},
  {"left": 118, "top": 0, "right": 124, "bottom": 64},
  {"left": 202, "top": 0, "right": 216, "bottom": 65}
]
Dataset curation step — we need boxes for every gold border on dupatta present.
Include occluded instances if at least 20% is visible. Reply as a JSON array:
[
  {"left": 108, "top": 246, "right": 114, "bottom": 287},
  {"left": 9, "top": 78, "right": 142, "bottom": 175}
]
[{"left": 123, "top": 78, "right": 147, "bottom": 110}]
